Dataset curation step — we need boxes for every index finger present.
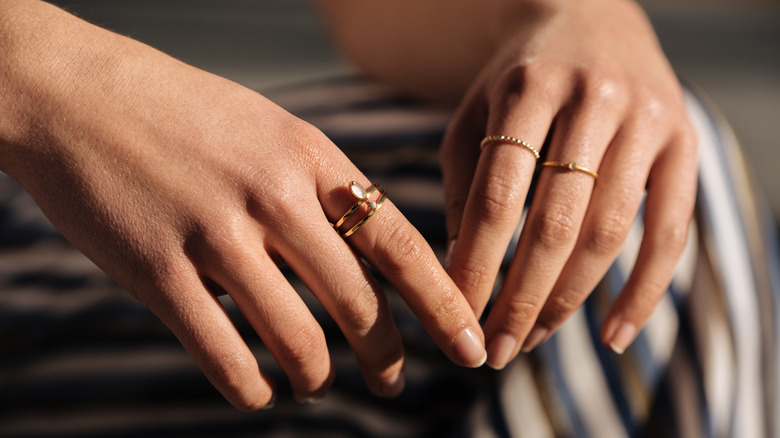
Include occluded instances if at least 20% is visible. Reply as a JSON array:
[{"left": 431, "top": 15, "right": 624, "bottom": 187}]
[{"left": 444, "top": 97, "right": 555, "bottom": 316}]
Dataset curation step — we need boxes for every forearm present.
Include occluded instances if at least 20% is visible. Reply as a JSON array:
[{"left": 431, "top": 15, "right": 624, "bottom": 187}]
[
  {"left": 0, "top": 0, "right": 155, "bottom": 181},
  {"left": 315, "top": 0, "right": 563, "bottom": 102}
]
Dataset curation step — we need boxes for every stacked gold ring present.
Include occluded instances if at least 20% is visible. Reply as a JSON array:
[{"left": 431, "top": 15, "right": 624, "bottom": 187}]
[{"left": 333, "top": 181, "right": 387, "bottom": 237}]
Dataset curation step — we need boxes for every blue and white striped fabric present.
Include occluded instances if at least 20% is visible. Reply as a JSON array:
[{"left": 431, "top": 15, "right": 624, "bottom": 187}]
[{"left": 0, "top": 78, "right": 777, "bottom": 437}]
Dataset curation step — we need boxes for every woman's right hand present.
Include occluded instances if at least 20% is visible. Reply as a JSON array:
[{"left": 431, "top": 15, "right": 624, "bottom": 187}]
[{"left": 0, "top": 1, "right": 486, "bottom": 409}]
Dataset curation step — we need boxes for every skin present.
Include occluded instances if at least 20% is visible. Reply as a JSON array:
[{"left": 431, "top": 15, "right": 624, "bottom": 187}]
[
  {"left": 318, "top": 0, "right": 698, "bottom": 368},
  {"left": 0, "top": 0, "right": 488, "bottom": 410}
]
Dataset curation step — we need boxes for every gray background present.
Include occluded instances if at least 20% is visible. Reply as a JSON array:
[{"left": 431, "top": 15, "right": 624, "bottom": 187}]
[{"left": 49, "top": 0, "right": 780, "bottom": 224}]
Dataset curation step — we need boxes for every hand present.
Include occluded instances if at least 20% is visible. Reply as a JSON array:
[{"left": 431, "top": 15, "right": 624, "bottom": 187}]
[
  {"left": 0, "top": 1, "right": 486, "bottom": 409},
  {"left": 440, "top": 0, "right": 697, "bottom": 368}
]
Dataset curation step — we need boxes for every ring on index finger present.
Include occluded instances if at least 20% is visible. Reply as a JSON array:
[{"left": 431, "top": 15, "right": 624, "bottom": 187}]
[
  {"left": 333, "top": 181, "right": 387, "bottom": 237},
  {"left": 480, "top": 135, "right": 540, "bottom": 160}
]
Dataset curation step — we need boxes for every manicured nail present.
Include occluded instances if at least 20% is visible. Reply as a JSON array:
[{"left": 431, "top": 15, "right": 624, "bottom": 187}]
[
  {"left": 486, "top": 332, "right": 517, "bottom": 370},
  {"left": 454, "top": 327, "right": 487, "bottom": 368},
  {"left": 444, "top": 239, "right": 457, "bottom": 270},
  {"left": 521, "top": 326, "right": 548, "bottom": 352},
  {"left": 380, "top": 370, "right": 405, "bottom": 398},
  {"left": 608, "top": 322, "right": 637, "bottom": 354}
]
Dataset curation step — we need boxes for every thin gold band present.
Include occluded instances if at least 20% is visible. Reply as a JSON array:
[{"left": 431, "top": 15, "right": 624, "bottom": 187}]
[
  {"left": 539, "top": 161, "right": 599, "bottom": 179},
  {"left": 480, "top": 135, "right": 540, "bottom": 160}
]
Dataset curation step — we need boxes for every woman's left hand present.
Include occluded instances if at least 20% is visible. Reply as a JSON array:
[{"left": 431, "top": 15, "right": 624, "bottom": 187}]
[{"left": 440, "top": 0, "right": 698, "bottom": 369}]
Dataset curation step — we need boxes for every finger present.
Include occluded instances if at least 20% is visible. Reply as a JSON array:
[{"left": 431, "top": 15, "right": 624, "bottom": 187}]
[
  {"left": 269, "top": 199, "right": 406, "bottom": 398},
  {"left": 482, "top": 97, "right": 621, "bottom": 369},
  {"left": 194, "top": 234, "right": 334, "bottom": 403},
  {"left": 601, "top": 129, "right": 697, "bottom": 353},
  {"left": 445, "top": 95, "right": 555, "bottom": 317},
  {"left": 320, "top": 176, "right": 487, "bottom": 369},
  {"left": 524, "top": 124, "right": 649, "bottom": 351},
  {"left": 439, "top": 89, "right": 488, "bottom": 261},
  {"left": 144, "top": 262, "right": 275, "bottom": 411}
]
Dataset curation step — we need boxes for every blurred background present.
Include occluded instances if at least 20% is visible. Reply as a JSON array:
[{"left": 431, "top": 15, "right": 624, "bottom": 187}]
[{"left": 47, "top": 0, "right": 780, "bottom": 227}]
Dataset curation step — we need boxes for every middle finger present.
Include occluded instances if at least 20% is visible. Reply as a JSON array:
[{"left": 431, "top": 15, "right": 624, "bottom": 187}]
[{"left": 269, "top": 197, "right": 406, "bottom": 398}]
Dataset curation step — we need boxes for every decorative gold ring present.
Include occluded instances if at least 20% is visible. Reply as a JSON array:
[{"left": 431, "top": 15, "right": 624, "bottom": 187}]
[
  {"left": 333, "top": 181, "right": 387, "bottom": 237},
  {"left": 539, "top": 161, "right": 599, "bottom": 179},
  {"left": 480, "top": 135, "right": 540, "bottom": 160},
  {"left": 342, "top": 190, "right": 387, "bottom": 237},
  {"left": 333, "top": 182, "right": 378, "bottom": 229}
]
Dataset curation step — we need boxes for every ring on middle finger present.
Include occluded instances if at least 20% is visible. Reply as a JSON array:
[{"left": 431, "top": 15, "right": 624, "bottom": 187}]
[
  {"left": 333, "top": 182, "right": 378, "bottom": 229},
  {"left": 333, "top": 181, "right": 387, "bottom": 237}
]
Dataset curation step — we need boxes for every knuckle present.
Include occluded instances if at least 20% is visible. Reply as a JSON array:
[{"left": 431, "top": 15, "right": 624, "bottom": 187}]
[
  {"left": 202, "top": 212, "right": 249, "bottom": 249},
  {"left": 338, "top": 289, "right": 381, "bottom": 336},
  {"left": 584, "top": 210, "right": 634, "bottom": 255},
  {"left": 451, "top": 258, "right": 496, "bottom": 295},
  {"left": 373, "top": 221, "right": 427, "bottom": 275},
  {"left": 529, "top": 202, "right": 579, "bottom": 250},
  {"left": 424, "top": 288, "right": 466, "bottom": 322},
  {"left": 579, "top": 72, "right": 627, "bottom": 110},
  {"left": 629, "top": 280, "right": 669, "bottom": 311},
  {"left": 633, "top": 89, "right": 668, "bottom": 125},
  {"left": 277, "top": 324, "right": 327, "bottom": 375},
  {"left": 540, "top": 292, "right": 583, "bottom": 325},
  {"left": 470, "top": 174, "right": 523, "bottom": 226},
  {"left": 504, "top": 296, "right": 543, "bottom": 326},
  {"left": 651, "top": 221, "right": 690, "bottom": 257}
]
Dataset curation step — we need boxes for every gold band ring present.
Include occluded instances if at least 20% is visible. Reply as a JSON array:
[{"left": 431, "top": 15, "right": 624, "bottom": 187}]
[
  {"left": 333, "top": 182, "right": 378, "bottom": 229},
  {"left": 539, "top": 161, "right": 599, "bottom": 179},
  {"left": 480, "top": 135, "right": 540, "bottom": 160},
  {"left": 333, "top": 181, "right": 387, "bottom": 237}
]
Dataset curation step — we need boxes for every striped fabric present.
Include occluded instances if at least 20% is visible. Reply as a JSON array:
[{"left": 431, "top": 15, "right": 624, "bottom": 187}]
[{"left": 0, "top": 78, "right": 777, "bottom": 437}]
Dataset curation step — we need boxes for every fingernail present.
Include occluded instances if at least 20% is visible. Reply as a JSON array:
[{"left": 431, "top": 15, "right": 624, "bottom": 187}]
[
  {"left": 444, "top": 238, "right": 457, "bottom": 270},
  {"left": 380, "top": 370, "right": 405, "bottom": 398},
  {"left": 454, "top": 327, "right": 487, "bottom": 368},
  {"left": 486, "top": 332, "right": 516, "bottom": 370},
  {"left": 521, "top": 326, "right": 548, "bottom": 353},
  {"left": 608, "top": 322, "right": 637, "bottom": 354}
]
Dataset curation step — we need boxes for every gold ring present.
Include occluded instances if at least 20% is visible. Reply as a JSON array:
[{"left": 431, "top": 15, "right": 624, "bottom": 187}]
[
  {"left": 334, "top": 181, "right": 387, "bottom": 237},
  {"left": 333, "top": 182, "right": 378, "bottom": 229},
  {"left": 342, "top": 190, "right": 387, "bottom": 237},
  {"left": 539, "top": 161, "right": 598, "bottom": 179},
  {"left": 480, "top": 135, "right": 540, "bottom": 160}
]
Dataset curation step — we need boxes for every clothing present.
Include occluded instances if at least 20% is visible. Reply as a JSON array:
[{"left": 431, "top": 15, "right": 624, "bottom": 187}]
[{"left": 1, "top": 79, "right": 778, "bottom": 437}]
